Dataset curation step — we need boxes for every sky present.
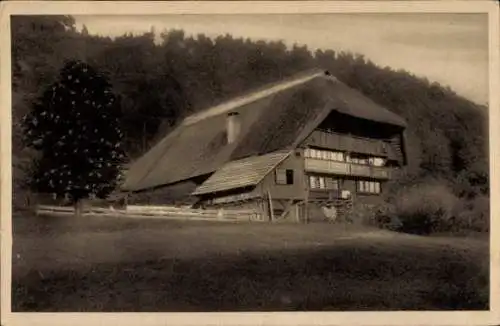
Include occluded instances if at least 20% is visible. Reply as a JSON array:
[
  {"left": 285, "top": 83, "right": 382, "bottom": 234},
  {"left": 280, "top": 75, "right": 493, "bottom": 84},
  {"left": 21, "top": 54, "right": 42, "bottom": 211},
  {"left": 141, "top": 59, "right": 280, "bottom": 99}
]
[{"left": 74, "top": 13, "right": 489, "bottom": 105}]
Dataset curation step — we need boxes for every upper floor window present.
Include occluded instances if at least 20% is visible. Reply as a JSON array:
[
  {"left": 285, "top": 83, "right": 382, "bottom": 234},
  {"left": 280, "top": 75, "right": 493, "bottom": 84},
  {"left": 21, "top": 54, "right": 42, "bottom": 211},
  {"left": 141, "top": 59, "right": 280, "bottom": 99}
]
[
  {"left": 347, "top": 154, "right": 386, "bottom": 167},
  {"left": 276, "top": 169, "right": 294, "bottom": 185},
  {"left": 368, "top": 157, "right": 386, "bottom": 167},
  {"left": 305, "top": 147, "right": 387, "bottom": 167},
  {"left": 304, "top": 148, "right": 344, "bottom": 162}
]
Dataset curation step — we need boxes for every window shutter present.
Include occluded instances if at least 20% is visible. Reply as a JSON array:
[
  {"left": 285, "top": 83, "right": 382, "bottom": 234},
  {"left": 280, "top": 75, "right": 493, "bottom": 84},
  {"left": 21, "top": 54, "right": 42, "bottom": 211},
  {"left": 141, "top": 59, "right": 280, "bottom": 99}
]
[
  {"left": 309, "top": 176, "right": 316, "bottom": 188},
  {"left": 319, "top": 177, "right": 326, "bottom": 189},
  {"left": 275, "top": 169, "right": 287, "bottom": 185}
]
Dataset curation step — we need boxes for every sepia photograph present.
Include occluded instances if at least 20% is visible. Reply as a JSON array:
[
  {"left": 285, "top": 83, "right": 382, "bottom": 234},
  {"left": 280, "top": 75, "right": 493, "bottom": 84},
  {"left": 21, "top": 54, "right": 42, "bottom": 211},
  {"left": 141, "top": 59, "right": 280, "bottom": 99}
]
[{"left": 1, "top": 1, "right": 499, "bottom": 325}]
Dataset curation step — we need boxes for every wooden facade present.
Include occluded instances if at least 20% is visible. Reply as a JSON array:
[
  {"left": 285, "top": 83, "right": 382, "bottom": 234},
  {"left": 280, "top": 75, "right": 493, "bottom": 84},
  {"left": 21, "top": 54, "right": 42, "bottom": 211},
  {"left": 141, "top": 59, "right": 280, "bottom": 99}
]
[{"left": 196, "top": 120, "right": 404, "bottom": 223}]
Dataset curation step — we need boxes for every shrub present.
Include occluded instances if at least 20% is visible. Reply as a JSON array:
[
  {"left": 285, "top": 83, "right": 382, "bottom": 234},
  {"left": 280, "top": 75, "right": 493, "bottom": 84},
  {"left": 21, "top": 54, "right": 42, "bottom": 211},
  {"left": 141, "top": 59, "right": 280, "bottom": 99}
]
[
  {"left": 361, "top": 179, "right": 461, "bottom": 234},
  {"left": 391, "top": 181, "right": 459, "bottom": 234},
  {"left": 345, "top": 201, "right": 402, "bottom": 231},
  {"left": 451, "top": 195, "right": 490, "bottom": 233},
  {"left": 343, "top": 180, "right": 489, "bottom": 235},
  {"left": 343, "top": 203, "right": 375, "bottom": 225}
]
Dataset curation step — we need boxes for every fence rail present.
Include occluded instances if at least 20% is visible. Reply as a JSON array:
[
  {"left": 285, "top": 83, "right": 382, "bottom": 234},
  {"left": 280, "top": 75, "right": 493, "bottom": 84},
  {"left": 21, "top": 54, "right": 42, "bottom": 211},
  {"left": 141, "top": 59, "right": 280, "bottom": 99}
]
[{"left": 35, "top": 204, "right": 264, "bottom": 222}]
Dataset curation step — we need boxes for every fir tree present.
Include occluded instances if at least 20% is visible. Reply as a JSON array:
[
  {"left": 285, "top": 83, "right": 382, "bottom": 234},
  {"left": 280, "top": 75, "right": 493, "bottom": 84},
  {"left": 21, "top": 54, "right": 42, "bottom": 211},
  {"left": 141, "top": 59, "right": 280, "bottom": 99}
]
[{"left": 22, "top": 60, "right": 126, "bottom": 216}]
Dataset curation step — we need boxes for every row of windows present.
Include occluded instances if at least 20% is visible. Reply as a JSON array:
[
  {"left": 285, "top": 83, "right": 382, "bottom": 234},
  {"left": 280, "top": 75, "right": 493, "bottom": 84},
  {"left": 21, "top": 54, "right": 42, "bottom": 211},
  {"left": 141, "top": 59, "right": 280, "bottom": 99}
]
[
  {"left": 304, "top": 148, "right": 386, "bottom": 167},
  {"left": 305, "top": 148, "right": 344, "bottom": 161},
  {"left": 357, "top": 180, "right": 381, "bottom": 194},
  {"left": 276, "top": 169, "right": 382, "bottom": 195},
  {"left": 308, "top": 176, "right": 381, "bottom": 194},
  {"left": 308, "top": 176, "right": 340, "bottom": 190}
]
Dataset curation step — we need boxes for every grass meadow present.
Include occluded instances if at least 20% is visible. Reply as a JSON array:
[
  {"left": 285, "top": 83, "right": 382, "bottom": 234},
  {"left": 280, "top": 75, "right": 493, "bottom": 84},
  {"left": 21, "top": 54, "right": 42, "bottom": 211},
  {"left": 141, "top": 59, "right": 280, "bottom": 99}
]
[{"left": 11, "top": 212, "right": 489, "bottom": 312}]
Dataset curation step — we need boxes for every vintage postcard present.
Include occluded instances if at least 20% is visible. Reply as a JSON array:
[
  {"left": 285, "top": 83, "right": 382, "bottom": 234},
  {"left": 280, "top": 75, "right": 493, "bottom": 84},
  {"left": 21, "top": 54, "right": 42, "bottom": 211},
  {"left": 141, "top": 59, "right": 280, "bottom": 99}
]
[{"left": 1, "top": 1, "right": 499, "bottom": 326}]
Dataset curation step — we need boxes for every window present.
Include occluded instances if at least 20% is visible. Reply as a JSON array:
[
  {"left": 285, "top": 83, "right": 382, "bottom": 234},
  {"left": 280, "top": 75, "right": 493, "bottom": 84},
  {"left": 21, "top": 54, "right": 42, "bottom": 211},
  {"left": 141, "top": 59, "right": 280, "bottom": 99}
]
[
  {"left": 304, "top": 148, "right": 346, "bottom": 161},
  {"left": 309, "top": 175, "right": 337, "bottom": 190},
  {"left": 344, "top": 154, "right": 388, "bottom": 166},
  {"left": 369, "top": 157, "right": 386, "bottom": 167},
  {"left": 326, "top": 177, "right": 340, "bottom": 190},
  {"left": 357, "top": 180, "right": 382, "bottom": 194},
  {"left": 276, "top": 169, "right": 286, "bottom": 184},
  {"left": 286, "top": 169, "right": 294, "bottom": 185},
  {"left": 319, "top": 176, "right": 326, "bottom": 189},
  {"left": 309, "top": 175, "right": 327, "bottom": 189},
  {"left": 276, "top": 169, "right": 294, "bottom": 185},
  {"left": 309, "top": 176, "right": 318, "bottom": 188}
]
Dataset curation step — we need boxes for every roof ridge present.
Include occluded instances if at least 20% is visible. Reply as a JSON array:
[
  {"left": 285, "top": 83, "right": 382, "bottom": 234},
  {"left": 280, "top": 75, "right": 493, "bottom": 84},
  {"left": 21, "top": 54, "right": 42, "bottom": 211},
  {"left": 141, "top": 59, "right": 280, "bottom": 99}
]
[{"left": 181, "top": 68, "right": 331, "bottom": 126}]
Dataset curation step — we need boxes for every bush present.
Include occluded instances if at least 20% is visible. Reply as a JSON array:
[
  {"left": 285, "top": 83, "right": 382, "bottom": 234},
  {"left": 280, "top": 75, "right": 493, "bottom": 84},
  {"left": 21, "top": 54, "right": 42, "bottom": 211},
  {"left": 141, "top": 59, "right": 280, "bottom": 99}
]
[
  {"left": 390, "top": 181, "right": 459, "bottom": 234},
  {"left": 451, "top": 195, "right": 490, "bottom": 232},
  {"left": 345, "top": 201, "right": 402, "bottom": 231},
  {"left": 341, "top": 180, "right": 489, "bottom": 236}
]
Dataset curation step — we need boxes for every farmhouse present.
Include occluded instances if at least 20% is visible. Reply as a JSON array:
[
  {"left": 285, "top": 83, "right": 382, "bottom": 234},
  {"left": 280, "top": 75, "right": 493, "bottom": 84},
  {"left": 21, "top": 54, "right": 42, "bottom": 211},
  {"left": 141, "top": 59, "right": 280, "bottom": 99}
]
[{"left": 122, "top": 69, "right": 408, "bottom": 222}]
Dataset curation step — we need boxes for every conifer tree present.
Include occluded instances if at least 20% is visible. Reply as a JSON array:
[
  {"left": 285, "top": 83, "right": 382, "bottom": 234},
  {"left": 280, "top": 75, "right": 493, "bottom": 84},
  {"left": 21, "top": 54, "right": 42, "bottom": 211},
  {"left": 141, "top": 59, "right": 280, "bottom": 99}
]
[{"left": 22, "top": 60, "right": 126, "bottom": 216}]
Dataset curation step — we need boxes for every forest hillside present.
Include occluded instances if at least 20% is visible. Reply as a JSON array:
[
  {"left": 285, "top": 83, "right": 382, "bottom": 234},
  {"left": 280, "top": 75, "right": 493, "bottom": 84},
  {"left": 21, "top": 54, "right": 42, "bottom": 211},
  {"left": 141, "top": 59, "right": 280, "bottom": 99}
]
[{"left": 11, "top": 16, "right": 489, "bottom": 232}]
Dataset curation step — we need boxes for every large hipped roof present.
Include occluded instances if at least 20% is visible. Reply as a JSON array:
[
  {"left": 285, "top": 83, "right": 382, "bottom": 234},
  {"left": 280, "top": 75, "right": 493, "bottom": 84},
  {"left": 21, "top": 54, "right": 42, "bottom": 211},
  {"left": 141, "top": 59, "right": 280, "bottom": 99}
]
[{"left": 122, "top": 69, "right": 407, "bottom": 192}]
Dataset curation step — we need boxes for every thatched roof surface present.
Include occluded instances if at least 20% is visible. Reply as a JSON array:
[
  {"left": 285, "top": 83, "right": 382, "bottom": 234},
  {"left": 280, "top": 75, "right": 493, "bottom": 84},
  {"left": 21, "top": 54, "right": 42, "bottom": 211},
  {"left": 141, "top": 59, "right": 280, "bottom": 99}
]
[{"left": 122, "top": 69, "right": 406, "bottom": 192}]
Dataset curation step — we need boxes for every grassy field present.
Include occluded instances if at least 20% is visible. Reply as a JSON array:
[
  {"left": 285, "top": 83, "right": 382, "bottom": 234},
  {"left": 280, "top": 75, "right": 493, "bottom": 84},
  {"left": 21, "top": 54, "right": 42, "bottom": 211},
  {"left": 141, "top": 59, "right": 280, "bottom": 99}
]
[{"left": 11, "top": 212, "right": 489, "bottom": 312}]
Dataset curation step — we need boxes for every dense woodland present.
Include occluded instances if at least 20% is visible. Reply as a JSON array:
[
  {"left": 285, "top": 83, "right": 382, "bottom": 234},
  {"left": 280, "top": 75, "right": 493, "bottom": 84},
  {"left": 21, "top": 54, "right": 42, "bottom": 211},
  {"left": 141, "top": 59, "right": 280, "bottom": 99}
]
[{"left": 11, "top": 16, "right": 489, "bottom": 231}]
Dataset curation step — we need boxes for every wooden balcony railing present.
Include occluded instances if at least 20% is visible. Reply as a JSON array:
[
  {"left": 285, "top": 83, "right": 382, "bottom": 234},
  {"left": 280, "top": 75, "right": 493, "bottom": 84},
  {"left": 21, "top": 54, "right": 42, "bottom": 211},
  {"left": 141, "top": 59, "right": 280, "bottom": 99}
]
[
  {"left": 304, "top": 157, "right": 390, "bottom": 179},
  {"left": 308, "top": 189, "right": 343, "bottom": 200}
]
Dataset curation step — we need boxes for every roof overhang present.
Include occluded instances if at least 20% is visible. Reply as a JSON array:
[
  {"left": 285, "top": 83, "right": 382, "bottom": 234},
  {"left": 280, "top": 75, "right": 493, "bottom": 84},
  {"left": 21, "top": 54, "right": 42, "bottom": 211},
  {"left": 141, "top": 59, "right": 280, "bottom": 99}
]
[{"left": 192, "top": 150, "right": 291, "bottom": 196}]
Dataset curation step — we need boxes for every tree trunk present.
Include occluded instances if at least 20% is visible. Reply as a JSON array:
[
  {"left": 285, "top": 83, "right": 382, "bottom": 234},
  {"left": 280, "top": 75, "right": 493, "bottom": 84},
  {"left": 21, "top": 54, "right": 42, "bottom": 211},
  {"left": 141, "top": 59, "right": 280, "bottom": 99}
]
[{"left": 74, "top": 199, "right": 84, "bottom": 218}]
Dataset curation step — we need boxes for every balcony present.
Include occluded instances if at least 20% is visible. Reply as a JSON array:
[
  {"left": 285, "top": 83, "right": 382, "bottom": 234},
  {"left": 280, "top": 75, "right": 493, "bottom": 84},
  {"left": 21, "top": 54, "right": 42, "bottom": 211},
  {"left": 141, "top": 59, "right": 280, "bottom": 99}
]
[
  {"left": 305, "top": 130, "right": 389, "bottom": 157},
  {"left": 304, "top": 157, "right": 390, "bottom": 179}
]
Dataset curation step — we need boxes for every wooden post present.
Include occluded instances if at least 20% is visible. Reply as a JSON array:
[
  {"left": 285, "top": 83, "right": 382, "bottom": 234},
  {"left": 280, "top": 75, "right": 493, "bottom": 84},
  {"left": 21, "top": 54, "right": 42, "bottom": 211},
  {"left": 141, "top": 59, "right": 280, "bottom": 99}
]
[
  {"left": 302, "top": 146, "right": 310, "bottom": 224},
  {"left": 124, "top": 193, "right": 129, "bottom": 207},
  {"left": 295, "top": 202, "right": 300, "bottom": 223},
  {"left": 304, "top": 189, "right": 310, "bottom": 224},
  {"left": 142, "top": 121, "right": 147, "bottom": 152},
  {"left": 267, "top": 190, "right": 274, "bottom": 222},
  {"left": 259, "top": 198, "right": 266, "bottom": 222}
]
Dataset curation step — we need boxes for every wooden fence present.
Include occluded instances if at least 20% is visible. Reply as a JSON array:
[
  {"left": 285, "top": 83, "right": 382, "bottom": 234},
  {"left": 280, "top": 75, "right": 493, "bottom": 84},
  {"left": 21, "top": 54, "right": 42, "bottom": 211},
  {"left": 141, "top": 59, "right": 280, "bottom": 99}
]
[{"left": 35, "top": 204, "right": 264, "bottom": 222}]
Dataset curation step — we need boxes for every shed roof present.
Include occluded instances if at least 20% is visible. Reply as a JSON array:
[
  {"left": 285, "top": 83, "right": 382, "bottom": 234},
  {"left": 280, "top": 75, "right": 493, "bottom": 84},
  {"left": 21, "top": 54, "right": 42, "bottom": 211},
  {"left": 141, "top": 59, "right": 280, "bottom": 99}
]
[
  {"left": 192, "top": 150, "right": 290, "bottom": 196},
  {"left": 122, "top": 69, "right": 407, "bottom": 192}
]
